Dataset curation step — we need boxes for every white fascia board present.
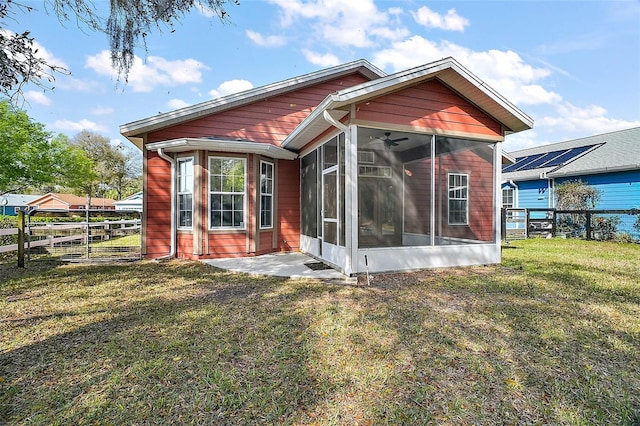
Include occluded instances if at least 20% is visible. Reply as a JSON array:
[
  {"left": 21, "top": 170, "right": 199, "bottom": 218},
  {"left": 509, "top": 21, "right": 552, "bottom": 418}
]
[
  {"left": 120, "top": 59, "right": 385, "bottom": 138},
  {"left": 283, "top": 57, "right": 533, "bottom": 150},
  {"left": 146, "top": 138, "right": 298, "bottom": 160}
]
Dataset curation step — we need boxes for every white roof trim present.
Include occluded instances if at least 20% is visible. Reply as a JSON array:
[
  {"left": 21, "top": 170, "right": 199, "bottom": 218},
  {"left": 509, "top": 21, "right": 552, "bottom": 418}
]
[
  {"left": 146, "top": 138, "right": 298, "bottom": 160},
  {"left": 282, "top": 57, "right": 533, "bottom": 150},
  {"left": 120, "top": 59, "right": 385, "bottom": 139}
]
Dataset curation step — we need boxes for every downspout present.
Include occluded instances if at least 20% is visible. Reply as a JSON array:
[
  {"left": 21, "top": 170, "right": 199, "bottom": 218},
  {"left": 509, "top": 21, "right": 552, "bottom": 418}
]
[{"left": 156, "top": 147, "right": 176, "bottom": 259}]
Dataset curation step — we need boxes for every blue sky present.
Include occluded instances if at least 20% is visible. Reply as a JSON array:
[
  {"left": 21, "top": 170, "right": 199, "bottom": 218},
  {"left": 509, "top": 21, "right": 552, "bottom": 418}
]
[{"left": 7, "top": 0, "right": 640, "bottom": 152}]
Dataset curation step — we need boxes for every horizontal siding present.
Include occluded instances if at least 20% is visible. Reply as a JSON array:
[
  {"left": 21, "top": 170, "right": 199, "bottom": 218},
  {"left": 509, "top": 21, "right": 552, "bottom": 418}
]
[
  {"left": 278, "top": 159, "right": 300, "bottom": 251},
  {"left": 148, "top": 74, "right": 370, "bottom": 145},
  {"left": 438, "top": 150, "right": 494, "bottom": 241},
  {"left": 177, "top": 233, "right": 193, "bottom": 257},
  {"left": 557, "top": 170, "right": 640, "bottom": 210},
  {"left": 208, "top": 233, "right": 247, "bottom": 256},
  {"left": 258, "top": 230, "right": 273, "bottom": 252},
  {"left": 144, "top": 152, "right": 172, "bottom": 257},
  {"left": 356, "top": 80, "right": 502, "bottom": 137}
]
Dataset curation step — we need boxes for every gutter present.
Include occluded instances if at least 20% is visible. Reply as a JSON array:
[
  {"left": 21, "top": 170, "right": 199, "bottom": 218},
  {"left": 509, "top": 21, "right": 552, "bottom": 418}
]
[{"left": 156, "top": 147, "right": 176, "bottom": 260}]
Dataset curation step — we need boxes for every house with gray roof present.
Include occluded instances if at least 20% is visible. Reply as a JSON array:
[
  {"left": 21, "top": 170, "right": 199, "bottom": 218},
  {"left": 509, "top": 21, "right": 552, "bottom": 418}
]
[
  {"left": 501, "top": 127, "right": 640, "bottom": 235},
  {"left": 0, "top": 194, "right": 41, "bottom": 216}
]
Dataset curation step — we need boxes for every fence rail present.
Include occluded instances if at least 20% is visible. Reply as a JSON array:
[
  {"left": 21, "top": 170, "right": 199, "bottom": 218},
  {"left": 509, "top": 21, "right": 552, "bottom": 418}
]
[
  {"left": 1, "top": 209, "right": 142, "bottom": 264},
  {"left": 502, "top": 208, "right": 640, "bottom": 242}
]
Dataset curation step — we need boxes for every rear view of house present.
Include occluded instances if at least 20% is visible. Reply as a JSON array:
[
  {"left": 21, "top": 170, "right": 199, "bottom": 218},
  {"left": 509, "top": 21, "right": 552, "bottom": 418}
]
[{"left": 121, "top": 58, "right": 532, "bottom": 275}]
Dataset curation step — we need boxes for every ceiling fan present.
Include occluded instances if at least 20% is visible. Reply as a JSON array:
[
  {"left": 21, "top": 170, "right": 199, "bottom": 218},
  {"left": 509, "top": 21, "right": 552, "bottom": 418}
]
[{"left": 369, "top": 132, "right": 409, "bottom": 150}]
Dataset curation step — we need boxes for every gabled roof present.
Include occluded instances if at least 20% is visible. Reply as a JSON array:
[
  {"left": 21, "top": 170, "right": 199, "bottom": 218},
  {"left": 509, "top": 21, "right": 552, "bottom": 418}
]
[
  {"left": 504, "top": 127, "right": 640, "bottom": 181},
  {"left": 28, "top": 193, "right": 116, "bottom": 208},
  {"left": 120, "top": 59, "right": 386, "bottom": 149},
  {"left": 282, "top": 57, "right": 533, "bottom": 150}
]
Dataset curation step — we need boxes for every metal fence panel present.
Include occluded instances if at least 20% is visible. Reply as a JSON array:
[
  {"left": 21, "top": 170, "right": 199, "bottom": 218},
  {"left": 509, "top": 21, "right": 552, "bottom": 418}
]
[{"left": 26, "top": 209, "right": 142, "bottom": 262}]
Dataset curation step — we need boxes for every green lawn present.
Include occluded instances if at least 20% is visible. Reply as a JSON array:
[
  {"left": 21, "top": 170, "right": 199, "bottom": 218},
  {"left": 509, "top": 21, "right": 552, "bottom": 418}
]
[{"left": 1, "top": 239, "right": 638, "bottom": 425}]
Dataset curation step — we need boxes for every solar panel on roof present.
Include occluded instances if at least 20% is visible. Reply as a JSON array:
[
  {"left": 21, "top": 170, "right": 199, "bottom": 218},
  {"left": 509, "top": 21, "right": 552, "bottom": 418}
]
[
  {"left": 502, "top": 144, "right": 597, "bottom": 173},
  {"left": 502, "top": 153, "right": 545, "bottom": 173},
  {"left": 542, "top": 145, "right": 594, "bottom": 167}
]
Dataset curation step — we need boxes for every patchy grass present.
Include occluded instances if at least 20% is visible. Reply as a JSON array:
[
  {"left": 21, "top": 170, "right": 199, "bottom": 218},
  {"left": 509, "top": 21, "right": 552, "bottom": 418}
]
[{"left": 1, "top": 239, "right": 638, "bottom": 425}]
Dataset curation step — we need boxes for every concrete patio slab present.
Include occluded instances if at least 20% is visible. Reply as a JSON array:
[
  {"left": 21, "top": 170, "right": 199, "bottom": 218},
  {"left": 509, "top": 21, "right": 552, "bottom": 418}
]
[{"left": 202, "top": 252, "right": 354, "bottom": 282}]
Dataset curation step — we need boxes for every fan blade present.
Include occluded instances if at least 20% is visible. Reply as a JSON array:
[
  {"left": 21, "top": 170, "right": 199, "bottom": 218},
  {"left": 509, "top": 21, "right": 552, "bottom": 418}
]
[{"left": 390, "top": 137, "right": 408, "bottom": 143}]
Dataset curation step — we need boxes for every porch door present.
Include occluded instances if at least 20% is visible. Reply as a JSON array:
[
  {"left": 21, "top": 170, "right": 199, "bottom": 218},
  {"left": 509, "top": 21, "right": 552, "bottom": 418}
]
[{"left": 321, "top": 166, "right": 341, "bottom": 264}]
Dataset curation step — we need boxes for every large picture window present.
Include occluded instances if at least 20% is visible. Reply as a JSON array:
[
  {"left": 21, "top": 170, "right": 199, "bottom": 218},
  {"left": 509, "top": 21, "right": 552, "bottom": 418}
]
[
  {"left": 260, "top": 161, "right": 273, "bottom": 228},
  {"left": 177, "top": 157, "right": 193, "bottom": 229},
  {"left": 209, "top": 157, "right": 246, "bottom": 229},
  {"left": 448, "top": 173, "right": 469, "bottom": 225}
]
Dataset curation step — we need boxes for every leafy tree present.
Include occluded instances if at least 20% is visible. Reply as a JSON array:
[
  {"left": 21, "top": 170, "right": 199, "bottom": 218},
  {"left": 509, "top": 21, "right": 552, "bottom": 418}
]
[
  {"left": 555, "top": 180, "right": 602, "bottom": 238},
  {"left": 0, "top": 99, "right": 94, "bottom": 194},
  {"left": 555, "top": 180, "right": 601, "bottom": 210},
  {"left": 71, "top": 130, "right": 141, "bottom": 200},
  {"left": 1, "top": 0, "right": 238, "bottom": 103}
]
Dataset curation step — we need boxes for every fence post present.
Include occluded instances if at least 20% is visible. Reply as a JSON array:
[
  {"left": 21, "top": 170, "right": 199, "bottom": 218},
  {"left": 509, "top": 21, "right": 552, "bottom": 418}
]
[
  {"left": 551, "top": 210, "right": 557, "bottom": 237},
  {"left": 585, "top": 211, "right": 592, "bottom": 240},
  {"left": 17, "top": 210, "right": 25, "bottom": 268}
]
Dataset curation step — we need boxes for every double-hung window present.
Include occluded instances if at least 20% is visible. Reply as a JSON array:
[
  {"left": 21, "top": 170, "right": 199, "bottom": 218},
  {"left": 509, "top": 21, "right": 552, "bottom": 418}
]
[
  {"left": 448, "top": 173, "right": 469, "bottom": 225},
  {"left": 177, "top": 157, "right": 193, "bottom": 229},
  {"left": 260, "top": 161, "right": 274, "bottom": 229},
  {"left": 209, "top": 157, "right": 246, "bottom": 229},
  {"left": 502, "top": 187, "right": 514, "bottom": 209}
]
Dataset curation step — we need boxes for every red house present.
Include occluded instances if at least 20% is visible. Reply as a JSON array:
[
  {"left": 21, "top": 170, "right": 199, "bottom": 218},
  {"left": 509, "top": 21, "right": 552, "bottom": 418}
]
[{"left": 121, "top": 58, "right": 532, "bottom": 274}]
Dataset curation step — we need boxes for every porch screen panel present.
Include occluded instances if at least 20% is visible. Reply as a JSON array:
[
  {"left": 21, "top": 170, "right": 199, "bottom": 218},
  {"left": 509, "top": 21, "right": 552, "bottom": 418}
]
[
  {"left": 435, "top": 137, "right": 495, "bottom": 245},
  {"left": 301, "top": 151, "right": 318, "bottom": 237}
]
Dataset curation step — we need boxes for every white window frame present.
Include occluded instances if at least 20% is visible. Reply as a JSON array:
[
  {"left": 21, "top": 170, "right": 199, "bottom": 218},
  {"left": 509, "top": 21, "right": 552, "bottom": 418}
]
[
  {"left": 502, "top": 187, "right": 514, "bottom": 209},
  {"left": 448, "top": 172, "right": 469, "bottom": 225},
  {"left": 177, "top": 157, "right": 194, "bottom": 229},
  {"left": 259, "top": 160, "right": 274, "bottom": 229},
  {"left": 209, "top": 156, "right": 247, "bottom": 230}
]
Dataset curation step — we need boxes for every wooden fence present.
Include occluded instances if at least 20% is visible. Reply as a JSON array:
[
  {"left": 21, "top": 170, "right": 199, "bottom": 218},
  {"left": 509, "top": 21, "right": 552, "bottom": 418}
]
[
  {"left": 502, "top": 208, "right": 640, "bottom": 242},
  {"left": 1, "top": 210, "right": 142, "bottom": 265}
]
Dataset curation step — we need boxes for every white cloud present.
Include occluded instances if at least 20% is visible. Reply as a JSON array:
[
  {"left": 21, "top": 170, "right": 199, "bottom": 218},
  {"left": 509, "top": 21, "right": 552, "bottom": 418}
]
[
  {"left": 208, "top": 79, "right": 254, "bottom": 99},
  {"left": 302, "top": 50, "right": 340, "bottom": 67},
  {"left": 268, "top": 0, "right": 409, "bottom": 48},
  {"left": 372, "top": 36, "right": 561, "bottom": 106},
  {"left": 53, "top": 119, "right": 108, "bottom": 133},
  {"left": 539, "top": 102, "right": 640, "bottom": 134},
  {"left": 85, "top": 50, "right": 209, "bottom": 92},
  {"left": 168, "top": 98, "right": 191, "bottom": 109},
  {"left": 411, "top": 6, "right": 469, "bottom": 32},
  {"left": 246, "top": 30, "right": 287, "bottom": 47},
  {"left": 90, "top": 106, "right": 114, "bottom": 115},
  {"left": 24, "top": 90, "right": 51, "bottom": 106}
]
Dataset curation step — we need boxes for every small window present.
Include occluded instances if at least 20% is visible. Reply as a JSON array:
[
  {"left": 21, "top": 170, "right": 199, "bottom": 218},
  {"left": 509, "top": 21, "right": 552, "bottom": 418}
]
[
  {"left": 177, "top": 157, "right": 193, "bottom": 229},
  {"left": 357, "top": 150, "right": 375, "bottom": 164},
  {"left": 209, "top": 157, "right": 246, "bottom": 229},
  {"left": 260, "top": 161, "right": 274, "bottom": 229},
  {"left": 448, "top": 173, "right": 468, "bottom": 225},
  {"left": 502, "top": 187, "right": 514, "bottom": 209}
]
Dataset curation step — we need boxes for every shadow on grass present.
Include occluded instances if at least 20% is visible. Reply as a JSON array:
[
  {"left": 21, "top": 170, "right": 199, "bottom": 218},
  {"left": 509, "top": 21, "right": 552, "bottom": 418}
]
[
  {"left": 1, "top": 250, "right": 639, "bottom": 425},
  {"left": 0, "top": 261, "right": 329, "bottom": 424}
]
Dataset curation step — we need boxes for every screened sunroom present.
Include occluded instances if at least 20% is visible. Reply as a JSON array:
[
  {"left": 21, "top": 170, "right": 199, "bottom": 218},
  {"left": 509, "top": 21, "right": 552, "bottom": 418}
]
[{"left": 299, "top": 126, "right": 502, "bottom": 275}]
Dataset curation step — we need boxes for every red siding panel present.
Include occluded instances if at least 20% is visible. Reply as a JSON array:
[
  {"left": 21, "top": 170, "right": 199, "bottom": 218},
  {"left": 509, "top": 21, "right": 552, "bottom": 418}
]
[
  {"left": 148, "top": 74, "right": 370, "bottom": 145},
  {"left": 144, "top": 151, "right": 172, "bottom": 258},
  {"left": 277, "top": 159, "right": 300, "bottom": 251},
  {"left": 356, "top": 80, "right": 502, "bottom": 137}
]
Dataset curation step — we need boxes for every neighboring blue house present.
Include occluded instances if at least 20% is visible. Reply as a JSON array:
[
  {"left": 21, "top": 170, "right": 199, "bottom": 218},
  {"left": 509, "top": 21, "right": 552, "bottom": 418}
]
[
  {"left": 502, "top": 127, "right": 640, "bottom": 235},
  {"left": 0, "top": 194, "right": 41, "bottom": 216}
]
